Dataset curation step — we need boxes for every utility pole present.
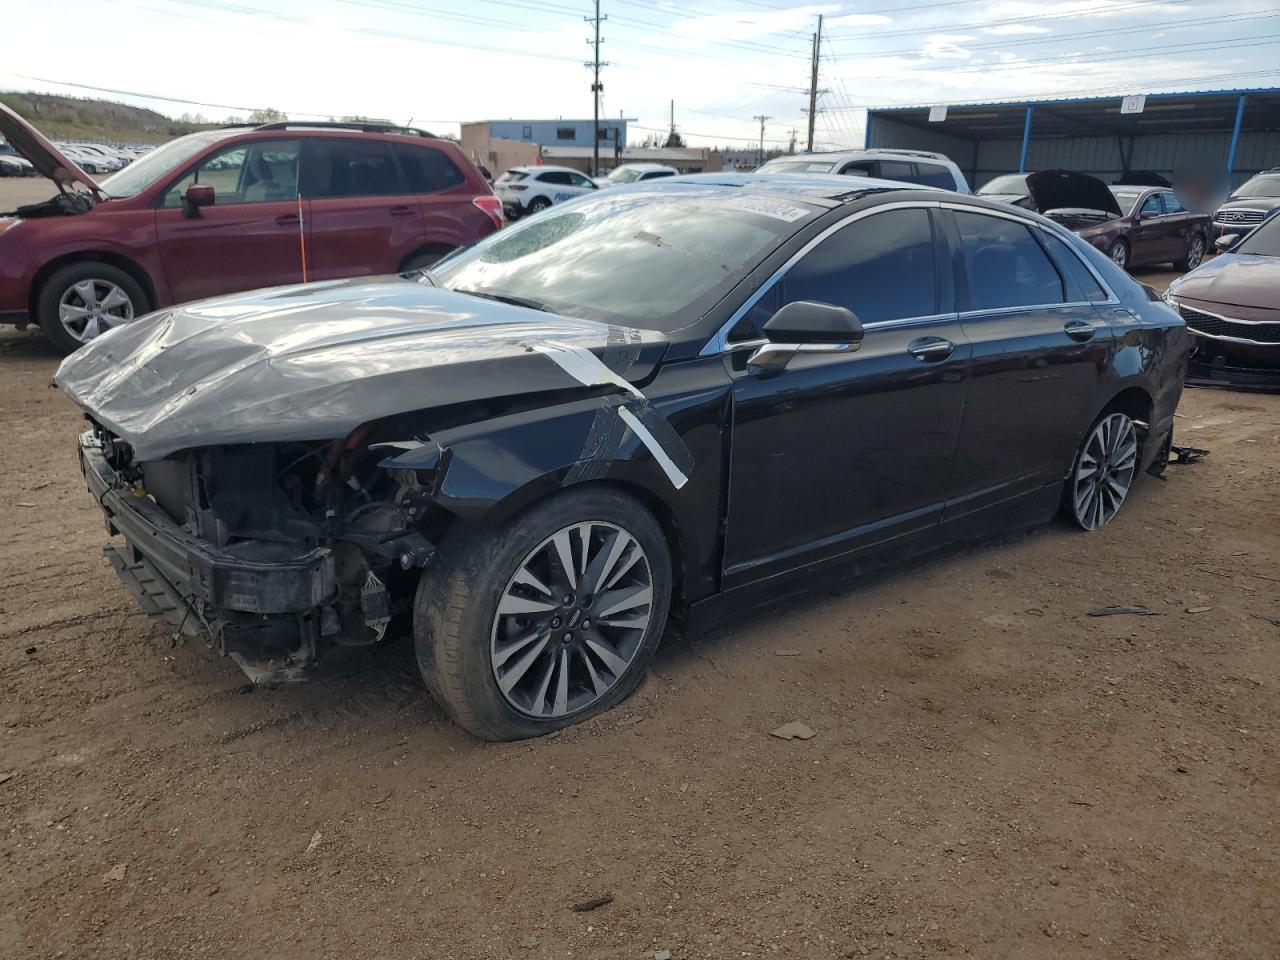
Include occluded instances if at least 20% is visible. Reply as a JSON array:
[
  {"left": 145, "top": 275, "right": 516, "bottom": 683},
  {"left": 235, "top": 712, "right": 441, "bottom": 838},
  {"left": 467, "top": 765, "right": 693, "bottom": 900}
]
[
  {"left": 753, "top": 114, "right": 771, "bottom": 166},
  {"left": 788, "top": 128, "right": 799, "bottom": 154},
  {"left": 585, "top": 0, "right": 607, "bottom": 177},
  {"left": 668, "top": 99, "right": 676, "bottom": 145},
  {"left": 806, "top": 13, "right": 823, "bottom": 153}
]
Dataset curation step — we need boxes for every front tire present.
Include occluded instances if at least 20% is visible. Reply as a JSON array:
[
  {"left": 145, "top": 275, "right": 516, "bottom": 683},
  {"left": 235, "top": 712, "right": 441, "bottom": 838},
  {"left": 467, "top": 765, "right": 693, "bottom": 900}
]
[
  {"left": 526, "top": 196, "right": 552, "bottom": 215},
  {"left": 1108, "top": 239, "right": 1129, "bottom": 271},
  {"left": 37, "top": 261, "right": 148, "bottom": 353},
  {"left": 414, "top": 487, "right": 672, "bottom": 741},
  {"left": 1065, "top": 411, "right": 1139, "bottom": 530}
]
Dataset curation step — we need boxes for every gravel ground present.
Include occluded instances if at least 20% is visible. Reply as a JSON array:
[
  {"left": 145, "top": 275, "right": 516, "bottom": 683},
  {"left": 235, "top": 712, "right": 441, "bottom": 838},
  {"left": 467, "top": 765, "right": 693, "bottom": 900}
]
[{"left": 1, "top": 181, "right": 1277, "bottom": 960}]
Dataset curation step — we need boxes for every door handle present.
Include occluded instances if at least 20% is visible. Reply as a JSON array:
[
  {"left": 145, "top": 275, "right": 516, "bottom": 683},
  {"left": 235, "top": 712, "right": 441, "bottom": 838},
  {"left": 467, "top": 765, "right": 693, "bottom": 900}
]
[
  {"left": 907, "top": 337, "right": 953, "bottom": 361},
  {"left": 1063, "top": 320, "right": 1097, "bottom": 342},
  {"left": 389, "top": 205, "right": 416, "bottom": 217},
  {"left": 275, "top": 214, "right": 300, "bottom": 226}
]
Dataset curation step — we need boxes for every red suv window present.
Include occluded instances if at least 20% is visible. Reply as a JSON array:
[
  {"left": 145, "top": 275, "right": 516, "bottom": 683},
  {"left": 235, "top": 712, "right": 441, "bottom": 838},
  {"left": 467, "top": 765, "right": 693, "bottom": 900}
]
[{"left": 393, "top": 142, "right": 465, "bottom": 194}]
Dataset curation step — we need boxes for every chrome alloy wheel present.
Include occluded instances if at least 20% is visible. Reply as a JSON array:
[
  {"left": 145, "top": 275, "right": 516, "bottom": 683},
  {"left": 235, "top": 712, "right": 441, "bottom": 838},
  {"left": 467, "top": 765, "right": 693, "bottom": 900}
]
[
  {"left": 490, "top": 521, "right": 653, "bottom": 719},
  {"left": 59, "top": 278, "right": 134, "bottom": 343},
  {"left": 1072, "top": 413, "right": 1138, "bottom": 530},
  {"left": 1185, "top": 235, "right": 1205, "bottom": 270},
  {"left": 1109, "top": 241, "right": 1128, "bottom": 269}
]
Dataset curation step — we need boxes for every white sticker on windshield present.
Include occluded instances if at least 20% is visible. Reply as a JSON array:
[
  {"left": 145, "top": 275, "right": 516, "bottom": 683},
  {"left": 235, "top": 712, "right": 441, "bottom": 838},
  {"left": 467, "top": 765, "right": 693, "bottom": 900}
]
[{"left": 727, "top": 196, "right": 810, "bottom": 223}]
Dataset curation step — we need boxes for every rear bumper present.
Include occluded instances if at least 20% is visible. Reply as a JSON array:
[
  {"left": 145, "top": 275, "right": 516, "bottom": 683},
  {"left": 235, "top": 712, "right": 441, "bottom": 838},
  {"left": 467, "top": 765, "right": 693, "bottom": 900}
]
[{"left": 79, "top": 431, "right": 336, "bottom": 617}]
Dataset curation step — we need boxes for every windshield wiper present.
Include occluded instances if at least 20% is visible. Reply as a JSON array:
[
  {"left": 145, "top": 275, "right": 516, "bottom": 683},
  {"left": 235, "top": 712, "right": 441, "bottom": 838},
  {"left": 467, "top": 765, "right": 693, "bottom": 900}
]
[{"left": 452, "top": 288, "right": 559, "bottom": 315}]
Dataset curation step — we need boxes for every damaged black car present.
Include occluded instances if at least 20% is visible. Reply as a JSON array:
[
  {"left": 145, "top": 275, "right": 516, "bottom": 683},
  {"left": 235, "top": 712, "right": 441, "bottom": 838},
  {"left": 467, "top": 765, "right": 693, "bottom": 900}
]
[{"left": 58, "top": 173, "right": 1190, "bottom": 740}]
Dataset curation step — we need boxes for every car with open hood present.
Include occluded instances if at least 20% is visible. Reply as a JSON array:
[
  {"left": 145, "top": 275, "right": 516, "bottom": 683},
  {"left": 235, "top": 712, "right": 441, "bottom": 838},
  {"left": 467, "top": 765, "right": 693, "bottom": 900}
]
[
  {"left": 976, "top": 170, "right": 1211, "bottom": 271},
  {"left": 0, "top": 103, "right": 503, "bottom": 352},
  {"left": 56, "top": 172, "right": 1189, "bottom": 741},
  {"left": 1166, "top": 211, "right": 1280, "bottom": 372}
]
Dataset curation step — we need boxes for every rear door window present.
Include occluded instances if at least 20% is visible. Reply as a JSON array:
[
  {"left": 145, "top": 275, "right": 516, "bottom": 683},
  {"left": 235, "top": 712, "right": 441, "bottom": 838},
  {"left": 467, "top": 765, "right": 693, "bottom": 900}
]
[
  {"left": 304, "top": 139, "right": 402, "bottom": 198},
  {"left": 1039, "top": 231, "right": 1109, "bottom": 303},
  {"left": 1161, "top": 191, "right": 1186, "bottom": 214},
  {"left": 875, "top": 160, "right": 916, "bottom": 183},
  {"left": 954, "top": 211, "right": 1065, "bottom": 311},
  {"left": 538, "top": 171, "right": 572, "bottom": 185},
  {"left": 914, "top": 162, "right": 956, "bottom": 190},
  {"left": 394, "top": 143, "right": 465, "bottom": 193}
]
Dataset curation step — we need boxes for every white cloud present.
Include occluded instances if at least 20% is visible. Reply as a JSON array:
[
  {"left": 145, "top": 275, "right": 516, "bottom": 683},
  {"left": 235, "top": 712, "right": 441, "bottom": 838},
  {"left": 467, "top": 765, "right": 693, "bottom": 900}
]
[
  {"left": 675, "top": 4, "right": 839, "bottom": 41},
  {"left": 827, "top": 14, "right": 893, "bottom": 28},
  {"left": 981, "top": 24, "right": 1050, "bottom": 36},
  {"left": 921, "top": 34, "right": 976, "bottom": 60}
]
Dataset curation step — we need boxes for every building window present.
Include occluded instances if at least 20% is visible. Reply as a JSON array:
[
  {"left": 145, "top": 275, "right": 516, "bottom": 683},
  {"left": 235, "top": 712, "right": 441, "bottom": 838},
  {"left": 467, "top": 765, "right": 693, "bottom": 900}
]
[
  {"left": 597, "top": 127, "right": 613, "bottom": 142},
  {"left": 521, "top": 125, "right": 532, "bottom": 139},
  {"left": 557, "top": 127, "right": 576, "bottom": 141}
]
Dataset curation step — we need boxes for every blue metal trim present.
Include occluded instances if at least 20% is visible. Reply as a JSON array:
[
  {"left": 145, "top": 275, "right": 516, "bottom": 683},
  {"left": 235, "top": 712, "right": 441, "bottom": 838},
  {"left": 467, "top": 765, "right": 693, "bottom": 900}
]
[
  {"left": 1226, "top": 94, "right": 1247, "bottom": 173},
  {"left": 1018, "top": 105, "right": 1033, "bottom": 173},
  {"left": 867, "top": 86, "right": 1280, "bottom": 114},
  {"left": 864, "top": 113, "right": 873, "bottom": 149}
]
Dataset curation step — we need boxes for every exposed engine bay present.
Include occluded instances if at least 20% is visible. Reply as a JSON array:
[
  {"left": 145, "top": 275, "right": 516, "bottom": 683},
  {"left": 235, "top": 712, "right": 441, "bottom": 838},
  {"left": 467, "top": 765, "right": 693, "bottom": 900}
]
[{"left": 0, "top": 188, "right": 94, "bottom": 219}]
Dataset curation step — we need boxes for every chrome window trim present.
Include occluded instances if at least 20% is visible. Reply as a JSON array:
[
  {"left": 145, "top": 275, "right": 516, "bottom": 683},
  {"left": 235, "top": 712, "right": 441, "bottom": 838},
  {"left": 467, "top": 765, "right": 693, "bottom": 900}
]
[
  {"left": 957, "top": 301, "right": 1106, "bottom": 320},
  {"left": 700, "top": 199, "right": 1121, "bottom": 358}
]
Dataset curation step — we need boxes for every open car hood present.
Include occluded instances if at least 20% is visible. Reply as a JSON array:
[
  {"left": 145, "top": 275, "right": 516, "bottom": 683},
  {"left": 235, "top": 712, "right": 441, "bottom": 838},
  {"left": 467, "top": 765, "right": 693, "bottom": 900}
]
[
  {"left": 54, "top": 276, "right": 670, "bottom": 461},
  {"left": 0, "top": 102, "right": 102, "bottom": 196},
  {"left": 1026, "top": 169, "right": 1121, "bottom": 217}
]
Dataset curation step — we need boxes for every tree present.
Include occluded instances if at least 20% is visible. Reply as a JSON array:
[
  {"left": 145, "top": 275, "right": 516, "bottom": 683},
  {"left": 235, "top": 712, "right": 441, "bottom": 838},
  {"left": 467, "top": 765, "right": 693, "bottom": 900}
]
[
  {"left": 663, "top": 130, "right": 684, "bottom": 148},
  {"left": 248, "top": 107, "right": 287, "bottom": 123}
]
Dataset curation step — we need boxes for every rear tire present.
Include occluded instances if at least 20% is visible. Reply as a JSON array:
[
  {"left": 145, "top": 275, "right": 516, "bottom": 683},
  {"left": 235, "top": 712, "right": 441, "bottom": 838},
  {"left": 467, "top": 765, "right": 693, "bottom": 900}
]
[
  {"left": 401, "top": 247, "right": 453, "bottom": 274},
  {"left": 1063, "top": 410, "right": 1140, "bottom": 531},
  {"left": 414, "top": 487, "right": 672, "bottom": 741},
  {"left": 1174, "top": 233, "right": 1205, "bottom": 272},
  {"left": 37, "top": 260, "right": 148, "bottom": 354}
]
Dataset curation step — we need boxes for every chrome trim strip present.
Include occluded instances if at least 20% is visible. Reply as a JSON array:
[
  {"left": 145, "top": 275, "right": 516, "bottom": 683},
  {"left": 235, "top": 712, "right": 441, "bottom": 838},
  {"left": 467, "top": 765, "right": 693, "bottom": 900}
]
[
  {"left": 1189, "top": 328, "right": 1280, "bottom": 347},
  {"left": 1179, "top": 302, "right": 1280, "bottom": 327},
  {"left": 700, "top": 199, "right": 1123, "bottom": 357},
  {"left": 957, "top": 301, "right": 1104, "bottom": 319}
]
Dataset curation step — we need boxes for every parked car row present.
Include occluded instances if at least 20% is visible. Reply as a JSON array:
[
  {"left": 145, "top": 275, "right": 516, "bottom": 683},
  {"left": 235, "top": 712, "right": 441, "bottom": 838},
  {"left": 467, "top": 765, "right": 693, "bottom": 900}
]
[{"left": 493, "top": 162, "right": 678, "bottom": 219}]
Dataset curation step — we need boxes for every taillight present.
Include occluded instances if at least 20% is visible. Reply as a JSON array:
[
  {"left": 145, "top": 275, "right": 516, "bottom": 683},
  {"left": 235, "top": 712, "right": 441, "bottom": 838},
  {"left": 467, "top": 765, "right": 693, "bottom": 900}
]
[{"left": 472, "top": 195, "right": 505, "bottom": 229}]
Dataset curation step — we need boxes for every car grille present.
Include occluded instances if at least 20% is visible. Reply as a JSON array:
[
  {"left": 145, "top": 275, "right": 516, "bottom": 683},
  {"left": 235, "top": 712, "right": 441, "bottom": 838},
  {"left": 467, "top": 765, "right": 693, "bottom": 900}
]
[
  {"left": 1178, "top": 305, "right": 1280, "bottom": 345},
  {"left": 1213, "top": 209, "right": 1266, "bottom": 226}
]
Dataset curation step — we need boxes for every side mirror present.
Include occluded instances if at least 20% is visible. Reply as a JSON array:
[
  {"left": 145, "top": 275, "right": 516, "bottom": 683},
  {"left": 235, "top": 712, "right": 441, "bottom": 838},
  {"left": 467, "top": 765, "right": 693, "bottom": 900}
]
[
  {"left": 749, "top": 301, "right": 864, "bottom": 374},
  {"left": 1215, "top": 234, "right": 1239, "bottom": 252},
  {"left": 183, "top": 183, "right": 215, "bottom": 218}
]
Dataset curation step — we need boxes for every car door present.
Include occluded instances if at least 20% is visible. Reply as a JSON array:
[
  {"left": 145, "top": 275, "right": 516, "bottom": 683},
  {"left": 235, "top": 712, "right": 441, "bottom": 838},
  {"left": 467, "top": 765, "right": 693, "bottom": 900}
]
[
  {"left": 721, "top": 206, "right": 970, "bottom": 588},
  {"left": 1158, "top": 190, "right": 1200, "bottom": 261},
  {"left": 1129, "top": 191, "right": 1167, "bottom": 266},
  {"left": 154, "top": 138, "right": 306, "bottom": 304},
  {"left": 302, "top": 137, "right": 425, "bottom": 279},
  {"left": 940, "top": 208, "right": 1115, "bottom": 530},
  {"left": 567, "top": 169, "right": 599, "bottom": 193}
]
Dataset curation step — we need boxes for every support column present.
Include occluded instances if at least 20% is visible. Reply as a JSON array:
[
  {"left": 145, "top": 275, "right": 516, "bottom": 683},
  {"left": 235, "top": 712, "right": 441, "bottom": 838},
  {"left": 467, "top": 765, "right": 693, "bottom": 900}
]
[
  {"left": 1018, "top": 105, "right": 1033, "bottom": 173},
  {"left": 1226, "top": 94, "right": 1247, "bottom": 181}
]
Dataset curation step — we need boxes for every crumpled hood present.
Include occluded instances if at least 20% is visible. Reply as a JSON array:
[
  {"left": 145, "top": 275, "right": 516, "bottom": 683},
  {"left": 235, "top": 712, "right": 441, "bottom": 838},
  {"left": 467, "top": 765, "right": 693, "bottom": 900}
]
[
  {"left": 1026, "top": 169, "right": 1122, "bottom": 217},
  {"left": 1169, "top": 252, "right": 1280, "bottom": 311},
  {"left": 55, "top": 276, "right": 669, "bottom": 461},
  {"left": 0, "top": 102, "right": 102, "bottom": 196}
]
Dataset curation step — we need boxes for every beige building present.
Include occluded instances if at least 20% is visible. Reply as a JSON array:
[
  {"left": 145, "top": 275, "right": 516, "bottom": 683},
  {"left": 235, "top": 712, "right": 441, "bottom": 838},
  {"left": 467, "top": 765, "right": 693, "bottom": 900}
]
[{"left": 459, "top": 123, "right": 541, "bottom": 179}]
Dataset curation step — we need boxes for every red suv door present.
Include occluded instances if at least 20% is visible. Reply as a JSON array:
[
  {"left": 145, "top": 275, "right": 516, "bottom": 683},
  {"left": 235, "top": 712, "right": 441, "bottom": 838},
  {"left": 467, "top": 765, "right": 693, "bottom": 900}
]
[
  {"left": 301, "top": 137, "right": 427, "bottom": 279},
  {"left": 154, "top": 138, "right": 307, "bottom": 303}
]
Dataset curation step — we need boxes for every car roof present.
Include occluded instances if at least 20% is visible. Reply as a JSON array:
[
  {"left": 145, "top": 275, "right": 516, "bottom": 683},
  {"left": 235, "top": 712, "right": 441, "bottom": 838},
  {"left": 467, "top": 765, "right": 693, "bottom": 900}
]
[
  {"left": 510, "top": 164, "right": 581, "bottom": 175},
  {"left": 614, "top": 162, "right": 677, "bottom": 171},
  {"left": 767, "top": 149, "right": 954, "bottom": 165},
  {"left": 662, "top": 171, "right": 934, "bottom": 203}
]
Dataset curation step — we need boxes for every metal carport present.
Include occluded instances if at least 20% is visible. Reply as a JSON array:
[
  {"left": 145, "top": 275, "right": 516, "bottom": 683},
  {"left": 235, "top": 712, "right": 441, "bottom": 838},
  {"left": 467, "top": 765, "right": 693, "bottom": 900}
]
[{"left": 865, "top": 88, "right": 1280, "bottom": 190}]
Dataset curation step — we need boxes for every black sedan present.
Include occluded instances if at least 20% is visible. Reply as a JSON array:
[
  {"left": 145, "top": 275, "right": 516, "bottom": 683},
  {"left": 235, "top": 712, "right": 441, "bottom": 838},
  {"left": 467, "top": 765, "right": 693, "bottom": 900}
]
[{"left": 55, "top": 174, "right": 1190, "bottom": 740}]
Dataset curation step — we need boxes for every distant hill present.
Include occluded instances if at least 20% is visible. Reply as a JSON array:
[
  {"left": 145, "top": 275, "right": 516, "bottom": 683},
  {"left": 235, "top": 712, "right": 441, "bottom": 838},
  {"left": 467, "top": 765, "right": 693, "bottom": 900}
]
[{"left": 0, "top": 91, "right": 218, "bottom": 144}]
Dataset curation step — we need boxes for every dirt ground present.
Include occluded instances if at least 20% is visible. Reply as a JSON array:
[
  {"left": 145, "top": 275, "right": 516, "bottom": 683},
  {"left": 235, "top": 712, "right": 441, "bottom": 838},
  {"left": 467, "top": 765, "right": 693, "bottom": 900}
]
[{"left": 1, "top": 194, "right": 1278, "bottom": 959}]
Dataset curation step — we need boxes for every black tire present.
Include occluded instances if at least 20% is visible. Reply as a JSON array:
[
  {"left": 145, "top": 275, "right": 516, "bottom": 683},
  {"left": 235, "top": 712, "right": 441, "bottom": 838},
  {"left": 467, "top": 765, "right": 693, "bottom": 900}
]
[
  {"left": 526, "top": 196, "right": 552, "bottom": 215},
  {"left": 1107, "top": 239, "right": 1129, "bottom": 272},
  {"left": 37, "top": 260, "right": 149, "bottom": 354},
  {"left": 414, "top": 487, "right": 672, "bottom": 741},
  {"left": 1174, "top": 233, "right": 1206, "bottom": 272},
  {"left": 1062, "top": 408, "right": 1140, "bottom": 531},
  {"left": 401, "top": 247, "right": 453, "bottom": 274}
]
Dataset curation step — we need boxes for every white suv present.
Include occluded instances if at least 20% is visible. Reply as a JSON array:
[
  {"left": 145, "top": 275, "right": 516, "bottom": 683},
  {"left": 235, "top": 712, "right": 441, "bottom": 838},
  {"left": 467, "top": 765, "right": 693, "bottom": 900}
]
[
  {"left": 756, "top": 149, "right": 970, "bottom": 194},
  {"left": 494, "top": 165, "right": 598, "bottom": 218}
]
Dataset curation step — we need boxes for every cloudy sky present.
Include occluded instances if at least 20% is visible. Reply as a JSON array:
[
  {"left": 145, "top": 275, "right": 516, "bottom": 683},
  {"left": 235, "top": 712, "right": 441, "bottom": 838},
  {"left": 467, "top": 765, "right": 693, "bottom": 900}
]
[{"left": 4, "top": 0, "right": 1278, "bottom": 148}]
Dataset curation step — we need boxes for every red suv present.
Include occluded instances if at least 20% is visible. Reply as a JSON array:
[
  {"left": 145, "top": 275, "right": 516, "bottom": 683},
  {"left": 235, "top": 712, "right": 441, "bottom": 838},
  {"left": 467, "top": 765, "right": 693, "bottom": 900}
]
[{"left": 0, "top": 105, "right": 503, "bottom": 352}]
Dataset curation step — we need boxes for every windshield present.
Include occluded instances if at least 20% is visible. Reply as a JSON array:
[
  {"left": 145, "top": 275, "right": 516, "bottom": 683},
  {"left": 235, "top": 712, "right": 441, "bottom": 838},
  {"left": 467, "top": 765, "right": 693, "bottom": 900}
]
[
  {"left": 977, "top": 175, "right": 1030, "bottom": 196},
  {"left": 99, "top": 129, "right": 241, "bottom": 198},
  {"left": 606, "top": 167, "right": 644, "bottom": 183},
  {"left": 1111, "top": 191, "right": 1142, "bottom": 215},
  {"left": 757, "top": 159, "right": 837, "bottom": 175},
  {"left": 1237, "top": 215, "right": 1280, "bottom": 257},
  {"left": 1232, "top": 175, "right": 1280, "bottom": 199},
  {"left": 431, "top": 187, "right": 815, "bottom": 332}
]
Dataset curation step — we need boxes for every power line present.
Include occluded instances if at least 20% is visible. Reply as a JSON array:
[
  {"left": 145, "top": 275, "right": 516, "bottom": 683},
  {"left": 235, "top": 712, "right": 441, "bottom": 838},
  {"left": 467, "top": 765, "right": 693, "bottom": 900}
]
[{"left": 586, "top": 0, "right": 607, "bottom": 177}]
